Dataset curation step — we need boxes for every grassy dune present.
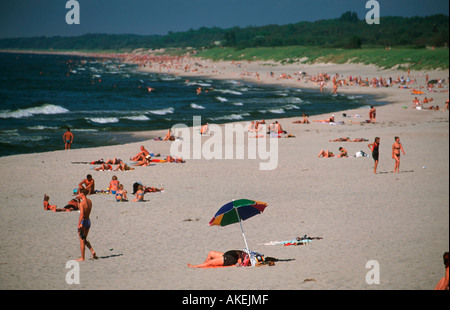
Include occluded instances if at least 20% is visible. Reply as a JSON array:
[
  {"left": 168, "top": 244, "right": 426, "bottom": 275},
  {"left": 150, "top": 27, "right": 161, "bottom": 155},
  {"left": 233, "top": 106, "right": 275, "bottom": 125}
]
[{"left": 196, "top": 46, "right": 449, "bottom": 70}]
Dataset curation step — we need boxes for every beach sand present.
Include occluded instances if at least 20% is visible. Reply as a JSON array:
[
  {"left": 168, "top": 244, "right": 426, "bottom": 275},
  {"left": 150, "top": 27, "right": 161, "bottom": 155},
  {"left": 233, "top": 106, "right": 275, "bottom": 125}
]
[{"left": 0, "top": 56, "right": 448, "bottom": 290}]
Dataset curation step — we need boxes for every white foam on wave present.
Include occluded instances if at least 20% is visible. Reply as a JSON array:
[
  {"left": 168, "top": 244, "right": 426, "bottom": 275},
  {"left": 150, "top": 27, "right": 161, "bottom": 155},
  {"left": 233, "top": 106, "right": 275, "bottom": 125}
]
[
  {"left": 268, "top": 109, "right": 285, "bottom": 114},
  {"left": 87, "top": 117, "right": 119, "bottom": 124},
  {"left": 148, "top": 107, "right": 175, "bottom": 115},
  {"left": 216, "top": 89, "right": 243, "bottom": 95},
  {"left": 73, "top": 129, "right": 99, "bottom": 132},
  {"left": 0, "top": 134, "right": 49, "bottom": 144},
  {"left": 123, "top": 115, "right": 150, "bottom": 121},
  {"left": 287, "top": 97, "right": 303, "bottom": 103},
  {"left": 190, "top": 103, "right": 206, "bottom": 110},
  {"left": 0, "top": 104, "right": 70, "bottom": 119},
  {"left": 211, "top": 113, "right": 250, "bottom": 121},
  {"left": 231, "top": 102, "right": 244, "bottom": 106},
  {"left": 215, "top": 97, "right": 228, "bottom": 102},
  {"left": 283, "top": 104, "right": 300, "bottom": 110},
  {"left": 27, "top": 125, "right": 59, "bottom": 130}
]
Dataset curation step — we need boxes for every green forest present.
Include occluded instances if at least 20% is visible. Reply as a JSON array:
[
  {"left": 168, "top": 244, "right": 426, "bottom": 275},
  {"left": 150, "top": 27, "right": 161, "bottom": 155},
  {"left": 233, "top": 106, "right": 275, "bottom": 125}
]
[{"left": 0, "top": 12, "right": 448, "bottom": 51}]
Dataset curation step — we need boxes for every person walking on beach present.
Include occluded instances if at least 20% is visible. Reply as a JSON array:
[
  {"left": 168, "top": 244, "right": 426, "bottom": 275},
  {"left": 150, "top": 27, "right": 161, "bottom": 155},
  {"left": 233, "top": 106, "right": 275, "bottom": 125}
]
[
  {"left": 368, "top": 137, "right": 380, "bottom": 174},
  {"left": 76, "top": 189, "right": 97, "bottom": 261},
  {"left": 63, "top": 127, "right": 74, "bottom": 150},
  {"left": 392, "top": 136, "right": 405, "bottom": 173}
]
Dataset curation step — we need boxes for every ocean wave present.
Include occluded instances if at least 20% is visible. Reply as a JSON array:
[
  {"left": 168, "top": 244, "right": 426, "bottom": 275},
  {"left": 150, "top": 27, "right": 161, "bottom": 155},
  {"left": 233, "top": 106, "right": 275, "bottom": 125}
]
[
  {"left": 210, "top": 113, "right": 250, "bottom": 121},
  {"left": 27, "top": 125, "right": 59, "bottom": 130},
  {"left": 347, "top": 95, "right": 363, "bottom": 100},
  {"left": 268, "top": 109, "right": 285, "bottom": 114},
  {"left": 231, "top": 102, "right": 244, "bottom": 106},
  {"left": 73, "top": 129, "right": 99, "bottom": 132},
  {"left": 190, "top": 103, "right": 206, "bottom": 110},
  {"left": 122, "top": 115, "right": 151, "bottom": 121},
  {"left": 0, "top": 135, "right": 49, "bottom": 144},
  {"left": 287, "top": 97, "right": 303, "bottom": 103},
  {"left": 215, "top": 97, "right": 228, "bottom": 102},
  {"left": 148, "top": 107, "right": 175, "bottom": 115},
  {"left": 87, "top": 117, "right": 120, "bottom": 124},
  {"left": 0, "top": 104, "right": 70, "bottom": 119},
  {"left": 186, "top": 81, "right": 211, "bottom": 87},
  {"left": 283, "top": 104, "right": 300, "bottom": 110},
  {"left": 216, "top": 89, "right": 243, "bottom": 95}
]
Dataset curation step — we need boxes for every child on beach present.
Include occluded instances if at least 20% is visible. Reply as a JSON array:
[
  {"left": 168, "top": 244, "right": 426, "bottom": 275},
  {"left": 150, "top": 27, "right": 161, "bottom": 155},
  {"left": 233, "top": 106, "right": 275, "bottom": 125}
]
[
  {"left": 115, "top": 184, "right": 128, "bottom": 202},
  {"left": 132, "top": 185, "right": 145, "bottom": 202},
  {"left": 337, "top": 147, "right": 348, "bottom": 158},
  {"left": 109, "top": 176, "right": 119, "bottom": 194}
]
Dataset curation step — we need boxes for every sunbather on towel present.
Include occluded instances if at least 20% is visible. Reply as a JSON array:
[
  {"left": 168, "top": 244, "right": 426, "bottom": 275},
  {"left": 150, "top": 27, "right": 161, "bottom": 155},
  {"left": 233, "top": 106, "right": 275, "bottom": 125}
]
[{"left": 188, "top": 250, "right": 245, "bottom": 268}]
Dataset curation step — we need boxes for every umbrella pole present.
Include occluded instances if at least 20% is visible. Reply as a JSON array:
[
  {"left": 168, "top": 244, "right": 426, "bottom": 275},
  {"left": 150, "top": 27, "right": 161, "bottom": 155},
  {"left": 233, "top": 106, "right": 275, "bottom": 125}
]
[{"left": 235, "top": 208, "right": 254, "bottom": 266}]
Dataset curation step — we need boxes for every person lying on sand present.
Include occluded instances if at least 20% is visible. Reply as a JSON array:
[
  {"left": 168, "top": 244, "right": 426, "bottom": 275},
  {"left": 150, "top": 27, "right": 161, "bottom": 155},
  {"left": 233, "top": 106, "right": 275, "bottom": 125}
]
[
  {"left": 166, "top": 155, "right": 185, "bottom": 163},
  {"left": 64, "top": 198, "right": 79, "bottom": 211},
  {"left": 318, "top": 149, "right": 334, "bottom": 158},
  {"left": 105, "top": 157, "right": 122, "bottom": 165},
  {"left": 292, "top": 114, "right": 310, "bottom": 124},
  {"left": 133, "top": 157, "right": 151, "bottom": 167},
  {"left": 143, "top": 185, "right": 164, "bottom": 193},
  {"left": 43, "top": 194, "right": 73, "bottom": 212},
  {"left": 329, "top": 137, "right": 369, "bottom": 142},
  {"left": 330, "top": 137, "right": 351, "bottom": 142},
  {"left": 313, "top": 115, "right": 335, "bottom": 123},
  {"left": 114, "top": 161, "right": 135, "bottom": 171},
  {"left": 94, "top": 163, "right": 113, "bottom": 171},
  {"left": 188, "top": 250, "right": 245, "bottom": 268}
]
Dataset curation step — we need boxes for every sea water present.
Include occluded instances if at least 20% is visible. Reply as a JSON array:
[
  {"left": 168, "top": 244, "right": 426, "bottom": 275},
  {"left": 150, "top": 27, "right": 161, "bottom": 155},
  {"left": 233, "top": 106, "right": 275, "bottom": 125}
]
[{"left": 0, "top": 52, "right": 381, "bottom": 157}]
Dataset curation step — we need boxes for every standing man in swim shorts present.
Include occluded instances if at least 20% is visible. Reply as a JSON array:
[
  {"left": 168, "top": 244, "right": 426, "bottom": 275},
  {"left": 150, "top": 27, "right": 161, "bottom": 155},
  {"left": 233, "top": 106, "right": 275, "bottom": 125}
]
[
  {"left": 63, "top": 127, "right": 74, "bottom": 150},
  {"left": 76, "top": 189, "right": 97, "bottom": 261}
]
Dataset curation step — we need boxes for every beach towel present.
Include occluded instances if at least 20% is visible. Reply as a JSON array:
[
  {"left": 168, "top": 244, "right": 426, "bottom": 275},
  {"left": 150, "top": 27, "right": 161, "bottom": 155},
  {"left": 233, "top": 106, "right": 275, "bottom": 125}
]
[{"left": 260, "top": 235, "right": 323, "bottom": 246}]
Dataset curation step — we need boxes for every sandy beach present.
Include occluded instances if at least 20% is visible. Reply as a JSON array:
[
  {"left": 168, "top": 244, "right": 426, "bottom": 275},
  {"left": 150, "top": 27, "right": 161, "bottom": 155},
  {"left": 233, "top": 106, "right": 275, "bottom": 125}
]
[{"left": 0, "top": 54, "right": 448, "bottom": 291}]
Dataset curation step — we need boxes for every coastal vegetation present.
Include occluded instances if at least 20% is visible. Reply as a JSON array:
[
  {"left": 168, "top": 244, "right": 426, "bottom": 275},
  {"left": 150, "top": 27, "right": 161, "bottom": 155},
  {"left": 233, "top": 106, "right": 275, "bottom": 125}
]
[{"left": 1, "top": 12, "right": 448, "bottom": 69}]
